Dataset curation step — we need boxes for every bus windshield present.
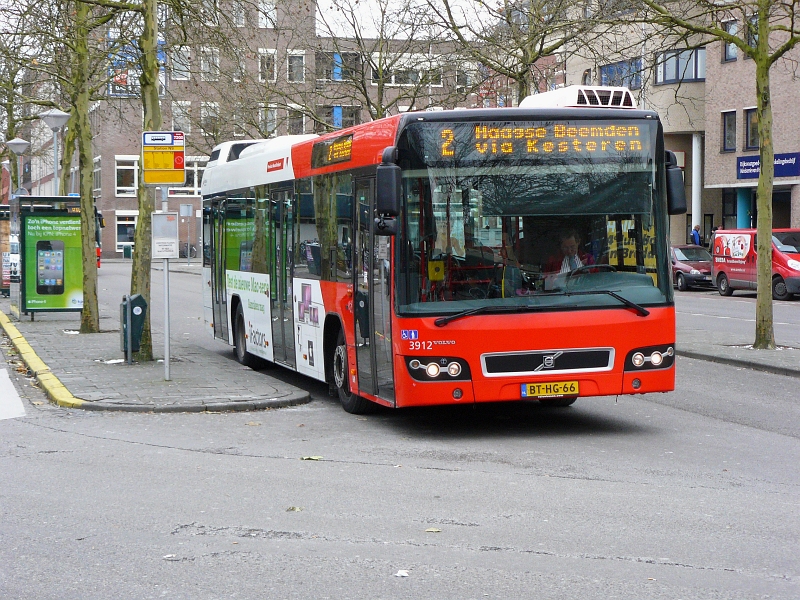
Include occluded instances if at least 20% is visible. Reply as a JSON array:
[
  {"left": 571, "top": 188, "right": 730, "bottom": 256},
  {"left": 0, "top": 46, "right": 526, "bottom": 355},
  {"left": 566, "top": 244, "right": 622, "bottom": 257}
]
[{"left": 395, "top": 119, "right": 671, "bottom": 316}]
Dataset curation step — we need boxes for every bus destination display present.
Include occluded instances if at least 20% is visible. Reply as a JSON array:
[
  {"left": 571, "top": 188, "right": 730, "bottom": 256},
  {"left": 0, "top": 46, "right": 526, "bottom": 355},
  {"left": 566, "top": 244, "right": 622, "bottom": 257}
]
[
  {"left": 436, "top": 121, "right": 647, "bottom": 162},
  {"left": 311, "top": 134, "right": 354, "bottom": 168}
]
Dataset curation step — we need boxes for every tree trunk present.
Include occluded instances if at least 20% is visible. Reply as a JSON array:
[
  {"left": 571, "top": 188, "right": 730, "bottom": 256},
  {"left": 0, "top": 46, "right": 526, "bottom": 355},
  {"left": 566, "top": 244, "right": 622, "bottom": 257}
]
[
  {"left": 130, "top": 0, "right": 163, "bottom": 361},
  {"left": 753, "top": 52, "right": 775, "bottom": 349},
  {"left": 71, "top": 4, "right": 99, "bottom": 333}
]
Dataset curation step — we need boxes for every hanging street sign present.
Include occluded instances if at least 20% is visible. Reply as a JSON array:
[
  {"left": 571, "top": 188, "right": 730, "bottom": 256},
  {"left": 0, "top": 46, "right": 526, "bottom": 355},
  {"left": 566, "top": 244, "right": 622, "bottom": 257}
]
[{"left": 142, "top": 131, "right": 186, "bottom": 185}]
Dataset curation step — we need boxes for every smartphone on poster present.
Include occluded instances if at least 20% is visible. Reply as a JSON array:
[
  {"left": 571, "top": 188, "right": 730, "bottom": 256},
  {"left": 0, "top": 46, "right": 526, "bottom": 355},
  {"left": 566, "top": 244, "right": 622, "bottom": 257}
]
[{"left": 36, "top": 240, "right": 65, "bottom": 295}]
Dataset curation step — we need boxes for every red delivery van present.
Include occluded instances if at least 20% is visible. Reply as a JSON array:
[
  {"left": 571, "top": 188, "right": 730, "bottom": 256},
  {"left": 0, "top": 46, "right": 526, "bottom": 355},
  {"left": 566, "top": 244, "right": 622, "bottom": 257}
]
[{"left": 711, "top": 228, "right": 800, "bottom": 300}]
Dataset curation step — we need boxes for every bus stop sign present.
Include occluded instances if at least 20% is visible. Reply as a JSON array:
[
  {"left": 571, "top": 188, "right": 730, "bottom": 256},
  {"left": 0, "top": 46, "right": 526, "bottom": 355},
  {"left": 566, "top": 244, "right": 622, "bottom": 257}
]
[{"left": 142, "top": 131, "right": 186, "bottom": 186}]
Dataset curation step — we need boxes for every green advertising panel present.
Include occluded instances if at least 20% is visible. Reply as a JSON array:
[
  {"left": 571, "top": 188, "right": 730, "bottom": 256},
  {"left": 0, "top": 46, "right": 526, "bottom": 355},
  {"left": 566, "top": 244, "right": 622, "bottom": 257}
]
[{"left": 23, "top": 215, "right": 83, "bottom": 311}]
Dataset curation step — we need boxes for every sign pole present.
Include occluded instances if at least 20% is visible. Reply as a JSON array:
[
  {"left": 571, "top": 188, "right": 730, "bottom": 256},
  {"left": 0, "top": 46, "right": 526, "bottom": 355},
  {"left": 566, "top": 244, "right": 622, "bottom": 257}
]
[
  {"left": 161, "top": 188, "right": 171, "bottom": 381},
  {"left": 164, "top": 256, "right": 170, "bottom": 381}
]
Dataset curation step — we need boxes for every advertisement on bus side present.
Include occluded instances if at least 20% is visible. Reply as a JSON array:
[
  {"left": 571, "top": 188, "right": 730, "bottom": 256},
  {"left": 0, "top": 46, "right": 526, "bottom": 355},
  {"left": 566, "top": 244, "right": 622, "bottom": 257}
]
[{"left": 226, "top": 269, "right": 274, "bottom": 361}]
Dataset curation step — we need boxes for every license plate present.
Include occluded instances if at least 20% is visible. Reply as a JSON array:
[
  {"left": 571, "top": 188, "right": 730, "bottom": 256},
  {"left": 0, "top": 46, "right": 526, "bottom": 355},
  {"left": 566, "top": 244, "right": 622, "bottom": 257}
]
[{"left": 521, "top": 381, "right": 579, "bottom": 398}]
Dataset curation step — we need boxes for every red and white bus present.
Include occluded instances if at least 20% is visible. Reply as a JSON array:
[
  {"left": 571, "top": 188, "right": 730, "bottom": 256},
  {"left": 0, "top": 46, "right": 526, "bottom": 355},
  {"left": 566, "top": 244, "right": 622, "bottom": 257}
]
[{"left": 201, "top": 86, "right": 687, "bottom": 413}]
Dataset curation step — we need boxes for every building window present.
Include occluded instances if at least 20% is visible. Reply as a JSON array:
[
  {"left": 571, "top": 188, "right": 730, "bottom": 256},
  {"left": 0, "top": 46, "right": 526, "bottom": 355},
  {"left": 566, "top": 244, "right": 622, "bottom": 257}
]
[
  {"left": 723, "top": 21, "right": 738, "bottom": 61},
  {"left": 747, "top": 14, "right": 758, "bottom": 48},
  {"left": 92, "top": 156, "right": 102, "bottom": 196},
  {"left": 172, "top": 101, "right": 191, "bottom": 133},
  {"left": 259, "top": 49, "right": 276, "bottom": 82},
  {"left": 456, "top": 69, "right": 470, "bottom": 90},
  {"left": 232, "top": 0, "right": 245, "bottom": 27},
  {"left": 200, "top": 47, "right": 219, "bottom": 81},
  {"left": 315, "top": 106, "right": 360, "bottom": 132},
  {"left": 722, "top": 189, "right": 737, "bottom": 229},
  {"left": 259, "top": 0, "right": 275, "bottom": 28},
  {"left": 599, "top": 58, "right": 641, "bottom": 89},
  {"left": 115, "top": 157, "right": 138, "bottom": 196},
  {"left": 171, "top": 46, "right": 191, "bottom": 80},
  {"left": 260, "top": 105, "right": 277, "bottom": 137},
  {"left": 201, "top": 102, "right": 219, "bottom": 135},
  {"left": 116, "top": 213, "right": 137, "bottom": 252},
  {"left": 288, "top": 52, "right": 305, "bottom": 82},
  {"left": 168, "top": 158, "right": 207, "bottom": 196},
  {"left": 288, "top": 109, "right": 304, "bottom": 135},
  {"left": 315, "top": 52, "right": 360, "bottom": 81},
  {"left": 745, "top": 108, "right": 758, "bottom": 149},
  {"left": 654, "top": 48, "right": 705, "bottom": 84},
  {"left": 232, "top": 50, "right": 246, "bottom": 82},
  {"left": 581, "top": 69, "right": 592, "bottom": 85},
  {"left": 200, "top": 0, "right": 216, "bottom": 25},
  {"left": 722, "top": 111, "right": 736, "bottom": 152},
  {"left": 232, "top": 111, "right": 246, "bottom": 137}
]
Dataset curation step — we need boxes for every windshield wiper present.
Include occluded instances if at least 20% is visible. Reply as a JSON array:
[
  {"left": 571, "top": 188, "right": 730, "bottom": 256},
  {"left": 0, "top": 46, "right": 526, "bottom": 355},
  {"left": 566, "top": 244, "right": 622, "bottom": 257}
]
[
  {"left": 559, "top": 290, "right": 650, "bottom": 316},
  {"left": 434, "top": 304, "right": 539, "bottom": 327}
]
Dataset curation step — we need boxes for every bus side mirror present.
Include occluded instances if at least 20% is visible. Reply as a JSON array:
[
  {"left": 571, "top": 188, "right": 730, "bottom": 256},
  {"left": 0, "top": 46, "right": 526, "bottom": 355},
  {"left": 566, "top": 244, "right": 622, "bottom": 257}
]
[
  {"left": 376, "top": 147, "right": 400, "bottom": 218},
  {"left": 375, "top": 146, "right": 400, "bottom": 236},
  {"left": 665, "top": 150, "right": 687, "bottom": 215}
]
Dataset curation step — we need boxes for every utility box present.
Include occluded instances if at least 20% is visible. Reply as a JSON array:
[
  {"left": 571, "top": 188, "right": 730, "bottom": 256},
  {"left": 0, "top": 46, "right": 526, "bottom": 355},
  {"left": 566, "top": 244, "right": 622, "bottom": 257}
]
[
  {"left": 120, "top": 294, "right": 147, "bottom": 353},
  {"left": 123, "top": 245, "right": 132, "bottom": 259}
]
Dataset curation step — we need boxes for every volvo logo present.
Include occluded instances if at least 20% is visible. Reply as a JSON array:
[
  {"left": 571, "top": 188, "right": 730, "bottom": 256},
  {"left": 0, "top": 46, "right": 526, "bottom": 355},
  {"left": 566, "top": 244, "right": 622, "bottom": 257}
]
[{"left": 535, "top": 351, "right": 563, "bottom": 371}]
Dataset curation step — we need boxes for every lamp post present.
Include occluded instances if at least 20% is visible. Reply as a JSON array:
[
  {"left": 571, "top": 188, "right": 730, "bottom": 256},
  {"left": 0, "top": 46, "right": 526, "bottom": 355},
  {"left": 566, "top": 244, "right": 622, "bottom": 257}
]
[
  {"left": 6, "top": 137, "right": 30, "bottom": 194},
  {"left": 39, "top": 109, "right": 70, "bottom": 195}
]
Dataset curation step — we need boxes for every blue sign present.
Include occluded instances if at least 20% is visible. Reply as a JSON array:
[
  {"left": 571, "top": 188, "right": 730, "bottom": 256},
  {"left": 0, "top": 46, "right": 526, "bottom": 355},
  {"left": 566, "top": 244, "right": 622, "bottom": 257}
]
[{"left": 737, "top": 152, "right": 800, "bottom": 179}]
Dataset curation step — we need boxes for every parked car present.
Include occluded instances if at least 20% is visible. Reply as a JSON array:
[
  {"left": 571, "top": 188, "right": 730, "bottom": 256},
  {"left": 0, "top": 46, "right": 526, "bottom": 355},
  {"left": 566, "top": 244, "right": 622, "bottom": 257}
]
[
  {"left": 671, "top": 245, "right": 713, "bottom": 290},
  {"left": 711, "top": 228, "right": 800, "bottom": 300}
]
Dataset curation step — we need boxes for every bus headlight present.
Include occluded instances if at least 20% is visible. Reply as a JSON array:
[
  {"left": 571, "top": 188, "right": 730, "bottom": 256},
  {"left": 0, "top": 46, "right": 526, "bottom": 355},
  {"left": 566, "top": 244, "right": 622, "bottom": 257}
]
[
  {"left": 405, "top": 357, "right": 471, "bottom": 381},
  {"left": 625, "top": 345, "right": 675, "bottom": 371}
]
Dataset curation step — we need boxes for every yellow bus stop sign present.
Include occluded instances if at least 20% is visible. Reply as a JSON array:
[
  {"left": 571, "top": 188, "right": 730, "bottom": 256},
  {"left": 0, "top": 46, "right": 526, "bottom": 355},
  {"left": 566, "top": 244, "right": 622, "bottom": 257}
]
[{"left": 142, "top": 131, "right": 186, "bottom": 185}]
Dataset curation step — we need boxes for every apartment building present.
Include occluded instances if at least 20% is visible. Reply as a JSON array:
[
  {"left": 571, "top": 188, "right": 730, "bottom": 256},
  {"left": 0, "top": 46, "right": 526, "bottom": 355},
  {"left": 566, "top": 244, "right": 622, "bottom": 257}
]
[
  {"left": 23, "top": 0, "right": 472, "bottom": 257},
  {"left": 704, "top": 29, "right": 800, "bottom": 231}
]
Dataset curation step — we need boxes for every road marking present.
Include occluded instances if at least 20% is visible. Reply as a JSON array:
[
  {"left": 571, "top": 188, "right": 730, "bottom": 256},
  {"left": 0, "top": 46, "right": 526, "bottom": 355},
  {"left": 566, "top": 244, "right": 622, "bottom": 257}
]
[
  {"left": 678, "top": 312, "right": 794, "bottom": 326},
  {"left": 0, "top": 367, "right": 26, "bottom": 420}
]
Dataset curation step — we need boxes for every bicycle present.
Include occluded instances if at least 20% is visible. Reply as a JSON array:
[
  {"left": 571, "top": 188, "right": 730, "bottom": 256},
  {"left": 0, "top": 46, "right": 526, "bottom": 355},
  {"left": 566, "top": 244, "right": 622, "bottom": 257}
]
[{"left": 179, "top": 243, "right": 197, "bottom": 258}]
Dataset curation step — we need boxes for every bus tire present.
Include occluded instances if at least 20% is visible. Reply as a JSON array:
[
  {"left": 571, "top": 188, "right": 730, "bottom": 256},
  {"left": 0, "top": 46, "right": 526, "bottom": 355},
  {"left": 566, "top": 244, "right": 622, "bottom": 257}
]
[
  {"left": 772, "top": 276, "right": 791, "bottom": 301},
  {"left": 333, "top": 329, "right": 373, "bottom": 414},
  {"left": 234, "top": 304, "right": 260, "bottom": 369},
  {"left": 538, "top": 396, "right": 577, "bottom": 407},
  {"left": 717, "top": 273, "right": 733, "bottom": 296}
]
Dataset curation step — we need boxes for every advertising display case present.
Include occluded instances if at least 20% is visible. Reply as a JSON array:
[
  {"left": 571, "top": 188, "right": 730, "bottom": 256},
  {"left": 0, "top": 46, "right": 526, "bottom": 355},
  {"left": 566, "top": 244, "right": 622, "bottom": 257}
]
[{"left": 9, "top": 196, "right": 84, "bottom": 315}]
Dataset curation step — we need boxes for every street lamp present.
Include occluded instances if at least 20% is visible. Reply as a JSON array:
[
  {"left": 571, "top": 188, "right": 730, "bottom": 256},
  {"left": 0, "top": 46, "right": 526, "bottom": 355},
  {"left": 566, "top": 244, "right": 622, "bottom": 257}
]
[
  {"left": 39, "top": 109, "right": 70, "bottom": 195},
  {"left": 5, "top": 137, "right": 30, "bottom": 193}
]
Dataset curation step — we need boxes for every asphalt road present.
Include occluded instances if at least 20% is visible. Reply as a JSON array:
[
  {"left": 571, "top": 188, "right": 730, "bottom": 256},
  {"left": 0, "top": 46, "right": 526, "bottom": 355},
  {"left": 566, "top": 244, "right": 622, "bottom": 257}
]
[
  {"left": 1, "top": 264, "right": 797, "bottom": 599},
  {"left": 674, "top": 287, "right": 800, "bottom": 347}
]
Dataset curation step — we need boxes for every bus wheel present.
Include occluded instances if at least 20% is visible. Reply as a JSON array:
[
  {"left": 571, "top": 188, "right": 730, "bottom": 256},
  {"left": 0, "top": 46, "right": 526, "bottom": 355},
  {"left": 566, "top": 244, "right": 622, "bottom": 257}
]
[
  {"left": 234, "top": 304, "right": 260, "bottom": 369},
  {"left": 539, "top": 396, "right": 577, "bottom": 407},
  {"left": 773, "top": 276, "right": 791, "bottom": 301},
  {"left": 717, "top": 273, "right": 733, "bottom": 296},
  {"left": 333, "top": 329, "right": 373, "bottom": 414}
]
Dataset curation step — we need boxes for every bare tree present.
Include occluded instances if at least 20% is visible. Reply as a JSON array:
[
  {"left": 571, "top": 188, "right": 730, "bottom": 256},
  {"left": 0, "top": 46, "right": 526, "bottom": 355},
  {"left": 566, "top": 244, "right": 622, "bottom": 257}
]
[
  {"left": 610, "top": 0, "right": 800, "bottom": 349},
  {"left": 429, "top": 0, "right": 593, "bottom": 102}
]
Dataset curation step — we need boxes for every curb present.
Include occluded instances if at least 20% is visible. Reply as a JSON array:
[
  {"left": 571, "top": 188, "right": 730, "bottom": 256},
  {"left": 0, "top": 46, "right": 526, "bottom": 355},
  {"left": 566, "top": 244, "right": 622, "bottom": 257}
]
[
  {"left": 0, "top": 310, "right": 86, "bottom": 409},
  {"left": 676, "top": 349, "right": 800, "bottom": 379},
  {"left": 0, "top": 309, "right": 312, "bottom": 413}
]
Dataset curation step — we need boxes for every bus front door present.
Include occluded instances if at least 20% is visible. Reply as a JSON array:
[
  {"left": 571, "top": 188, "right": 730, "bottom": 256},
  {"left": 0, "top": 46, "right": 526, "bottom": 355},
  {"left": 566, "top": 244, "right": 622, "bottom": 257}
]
[
  {"left": 269, "top": 189, "right": 296, "bottom": 367},
  {"left": 354, "top": 179, "right": 394, "bottom": 404}
]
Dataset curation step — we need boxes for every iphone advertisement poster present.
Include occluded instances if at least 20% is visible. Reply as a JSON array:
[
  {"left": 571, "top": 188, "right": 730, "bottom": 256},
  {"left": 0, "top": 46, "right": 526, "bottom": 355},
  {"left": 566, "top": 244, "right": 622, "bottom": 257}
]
[{"left": 24, "top": 216, "right": 83, "bottom": 310}]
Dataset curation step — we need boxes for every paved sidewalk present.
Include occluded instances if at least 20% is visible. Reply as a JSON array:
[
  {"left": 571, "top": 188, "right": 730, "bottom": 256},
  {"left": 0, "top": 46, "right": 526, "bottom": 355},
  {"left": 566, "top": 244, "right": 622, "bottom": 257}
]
[
  {"left": 0, "top": 265, "right": 310, "bottom": 412},
  {"left": 1, "top": 261, "right": 798, "bottom": 412}
]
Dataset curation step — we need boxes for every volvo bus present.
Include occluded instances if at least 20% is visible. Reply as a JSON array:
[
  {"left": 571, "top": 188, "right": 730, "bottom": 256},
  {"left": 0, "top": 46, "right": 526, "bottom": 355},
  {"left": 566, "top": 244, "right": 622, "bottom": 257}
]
[{"left": 201, "top": 85, "right": 687, "bottom": 413}]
